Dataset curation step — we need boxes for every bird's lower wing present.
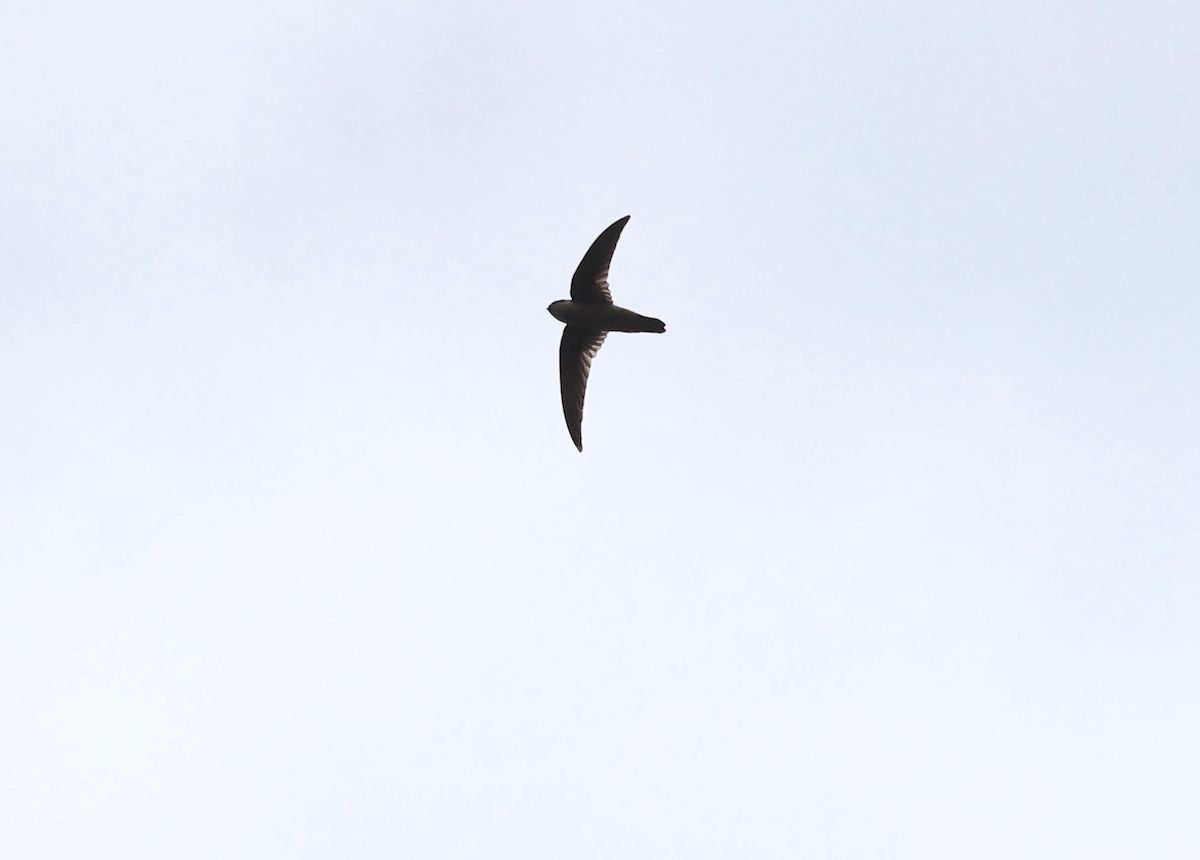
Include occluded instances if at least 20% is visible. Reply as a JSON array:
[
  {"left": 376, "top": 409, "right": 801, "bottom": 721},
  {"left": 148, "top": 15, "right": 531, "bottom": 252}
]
[{"left": 559, "top": 326, "right": 607, "bottom": 451}]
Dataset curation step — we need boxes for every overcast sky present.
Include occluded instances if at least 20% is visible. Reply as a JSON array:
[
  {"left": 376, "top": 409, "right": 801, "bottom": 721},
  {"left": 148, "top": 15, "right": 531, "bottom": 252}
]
[{"left": 2, "top": 0, "right": 1199, "bottom": 857}]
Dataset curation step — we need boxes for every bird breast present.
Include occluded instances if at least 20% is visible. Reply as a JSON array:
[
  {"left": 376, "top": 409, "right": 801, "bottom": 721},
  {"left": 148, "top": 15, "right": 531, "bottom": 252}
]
[{"left": 548, "top": 300, "right": 594, "bottom": 325}]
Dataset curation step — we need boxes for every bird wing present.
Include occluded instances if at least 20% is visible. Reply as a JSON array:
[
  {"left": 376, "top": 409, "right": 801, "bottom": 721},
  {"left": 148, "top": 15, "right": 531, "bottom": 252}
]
[
  {"left": 570, "top": 216, "right": 630, "bottom": 304},
  {"left": 559, "top": 326, "right": 607, "bottom": 451}
]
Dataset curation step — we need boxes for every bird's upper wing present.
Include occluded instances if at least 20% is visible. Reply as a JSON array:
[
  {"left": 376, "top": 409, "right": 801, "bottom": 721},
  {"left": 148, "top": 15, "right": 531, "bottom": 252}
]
[
  {"left": 559, "top": 325, "right": 608, "bottom": 452},
  {"left": 570, "top": 216, "right": 630, "bottom": 304}
]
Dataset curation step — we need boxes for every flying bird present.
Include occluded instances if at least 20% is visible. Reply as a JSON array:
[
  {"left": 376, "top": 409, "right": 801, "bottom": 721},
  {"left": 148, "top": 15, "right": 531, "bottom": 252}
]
[{"left": 548, "top": 216, "right": 665, "bottom": 451}]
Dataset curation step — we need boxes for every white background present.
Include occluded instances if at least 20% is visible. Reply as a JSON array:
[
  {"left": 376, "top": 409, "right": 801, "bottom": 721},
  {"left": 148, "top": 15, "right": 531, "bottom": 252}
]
[{"left": 2, "top": 0, "right": 1199, "bottom": 856}]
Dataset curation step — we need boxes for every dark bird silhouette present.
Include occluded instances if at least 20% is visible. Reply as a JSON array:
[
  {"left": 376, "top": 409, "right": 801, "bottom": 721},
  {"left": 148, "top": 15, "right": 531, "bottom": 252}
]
[{"left": 548, "top": 216, "right": 665, "bottom": 451}]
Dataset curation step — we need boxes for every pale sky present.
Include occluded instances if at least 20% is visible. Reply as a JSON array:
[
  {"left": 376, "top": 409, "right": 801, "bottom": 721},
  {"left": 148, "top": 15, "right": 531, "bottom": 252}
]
[{"left": 2, "top": 1, "right": 1199, "bottom": 857}]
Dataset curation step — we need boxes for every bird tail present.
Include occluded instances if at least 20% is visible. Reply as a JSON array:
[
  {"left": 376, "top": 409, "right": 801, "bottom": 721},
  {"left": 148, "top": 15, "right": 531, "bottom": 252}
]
[{"left": 608, "top": 308, "right": 666, "bottom": 333}]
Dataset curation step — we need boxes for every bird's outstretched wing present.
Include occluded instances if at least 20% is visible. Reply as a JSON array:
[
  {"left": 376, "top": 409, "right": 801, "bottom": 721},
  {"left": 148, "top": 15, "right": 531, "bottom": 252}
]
[
  {"left": 559, "top": 325, "right": 608, "bottom": 452},
  {"left": 570, "top": 216, "right": 630, "bottom": 304}
]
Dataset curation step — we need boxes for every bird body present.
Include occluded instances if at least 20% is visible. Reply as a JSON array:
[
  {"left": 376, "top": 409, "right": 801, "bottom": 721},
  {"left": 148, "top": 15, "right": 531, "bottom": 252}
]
[
  {"left": 548, "top": 216, "right": 665, "bottom": 451},
  {"left": 547, "top": 300, "right": 665, "bottom": 333}
]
